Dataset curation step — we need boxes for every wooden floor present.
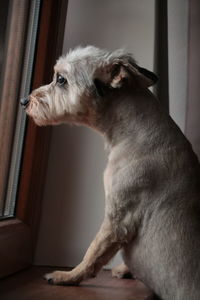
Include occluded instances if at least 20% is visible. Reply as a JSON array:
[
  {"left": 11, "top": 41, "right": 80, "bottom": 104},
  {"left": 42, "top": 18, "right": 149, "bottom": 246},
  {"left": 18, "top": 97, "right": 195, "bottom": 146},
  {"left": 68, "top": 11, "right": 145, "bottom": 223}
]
[{"left": 0, "top": 267, "right": 154, "bottom": 300}]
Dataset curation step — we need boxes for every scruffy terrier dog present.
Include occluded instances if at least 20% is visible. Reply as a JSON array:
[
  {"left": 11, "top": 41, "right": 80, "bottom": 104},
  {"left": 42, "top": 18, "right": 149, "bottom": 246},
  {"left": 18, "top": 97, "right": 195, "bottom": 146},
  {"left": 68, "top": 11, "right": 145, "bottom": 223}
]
[{"left": 21, "top": 46, "right": 200, "bottom": 300}]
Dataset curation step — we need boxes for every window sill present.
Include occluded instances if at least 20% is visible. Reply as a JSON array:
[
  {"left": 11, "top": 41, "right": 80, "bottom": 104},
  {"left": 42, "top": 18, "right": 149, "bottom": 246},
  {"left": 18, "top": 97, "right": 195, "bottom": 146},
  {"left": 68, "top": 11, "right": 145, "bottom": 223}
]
[{"left": 0, "top": 267, "right": 154, "bottom": 299}]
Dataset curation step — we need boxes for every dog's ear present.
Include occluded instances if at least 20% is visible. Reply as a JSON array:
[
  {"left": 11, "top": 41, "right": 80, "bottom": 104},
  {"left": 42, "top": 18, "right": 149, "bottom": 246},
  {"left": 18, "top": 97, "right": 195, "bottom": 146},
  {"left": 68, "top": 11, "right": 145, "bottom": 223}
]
[
  {"left": 93, "top": 78, "right": 110, "bottom": 98},
  {"left": 93, "top": 53, "right": 158, "bottom": 97},
  {"left": 109, "top": 63, "right": 129, "bottom": 88},
  {"left": 110, "top": 55, "right": 158, "bottom": 88}
]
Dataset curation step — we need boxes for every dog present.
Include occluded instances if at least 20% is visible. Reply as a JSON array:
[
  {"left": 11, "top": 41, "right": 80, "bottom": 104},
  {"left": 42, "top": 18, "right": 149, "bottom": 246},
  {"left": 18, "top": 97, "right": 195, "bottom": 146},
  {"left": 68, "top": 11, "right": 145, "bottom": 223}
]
[{"left": 21, "top": 46, "right": 200, "bottom": 299}]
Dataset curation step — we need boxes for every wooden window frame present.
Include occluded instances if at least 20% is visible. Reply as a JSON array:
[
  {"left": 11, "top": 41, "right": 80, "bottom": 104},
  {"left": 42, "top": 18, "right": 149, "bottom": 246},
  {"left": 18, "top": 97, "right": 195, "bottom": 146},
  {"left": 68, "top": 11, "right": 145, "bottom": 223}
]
[
  {"left": 0, "top": 0, "right": 68, "bottom": 278},
  {"left": 0, "top": 0, "right": 30, "bottom": 215}
]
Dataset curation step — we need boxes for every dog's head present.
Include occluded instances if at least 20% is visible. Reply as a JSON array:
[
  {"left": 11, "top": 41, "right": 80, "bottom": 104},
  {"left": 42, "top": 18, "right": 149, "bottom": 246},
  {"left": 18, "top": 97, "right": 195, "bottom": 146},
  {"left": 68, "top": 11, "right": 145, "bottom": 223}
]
[{"left": 21, "top": 46, "right": 157, "bottom": 126}]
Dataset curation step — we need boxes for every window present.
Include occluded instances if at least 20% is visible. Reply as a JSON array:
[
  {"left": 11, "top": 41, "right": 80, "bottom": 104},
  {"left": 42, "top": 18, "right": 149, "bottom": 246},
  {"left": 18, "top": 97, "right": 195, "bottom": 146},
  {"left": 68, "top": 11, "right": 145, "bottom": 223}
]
[
  {"left": 0, "top": 0, "right": 68, "bottom": 278},
  {"left": 0, "top": 0, "right": 40, "bottom": 219}
]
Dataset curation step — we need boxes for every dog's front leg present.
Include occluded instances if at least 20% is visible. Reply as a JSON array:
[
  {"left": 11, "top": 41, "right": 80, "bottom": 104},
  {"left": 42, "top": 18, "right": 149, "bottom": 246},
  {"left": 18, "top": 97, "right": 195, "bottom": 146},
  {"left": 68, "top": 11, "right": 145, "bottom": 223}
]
[{"left": 44, "top": 221, "right": 121, "bottom": 285}]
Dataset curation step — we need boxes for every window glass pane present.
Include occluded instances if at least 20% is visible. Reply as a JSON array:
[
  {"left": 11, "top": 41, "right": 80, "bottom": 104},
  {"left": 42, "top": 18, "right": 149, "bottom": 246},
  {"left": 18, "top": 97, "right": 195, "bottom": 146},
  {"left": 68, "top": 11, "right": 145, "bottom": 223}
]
[{"left": 0, "top": 0, "right": 41, "bottom": 219}]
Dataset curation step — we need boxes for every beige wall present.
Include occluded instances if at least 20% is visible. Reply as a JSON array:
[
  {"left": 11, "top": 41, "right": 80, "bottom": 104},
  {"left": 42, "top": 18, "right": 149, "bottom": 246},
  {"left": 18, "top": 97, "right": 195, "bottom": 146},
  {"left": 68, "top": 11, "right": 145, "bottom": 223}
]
[
  {"left": 34, "top": 0, "right": 156, "bottom": 268},
  {"left": 185, "top": 0, "right": 200, "bottom": 158}
]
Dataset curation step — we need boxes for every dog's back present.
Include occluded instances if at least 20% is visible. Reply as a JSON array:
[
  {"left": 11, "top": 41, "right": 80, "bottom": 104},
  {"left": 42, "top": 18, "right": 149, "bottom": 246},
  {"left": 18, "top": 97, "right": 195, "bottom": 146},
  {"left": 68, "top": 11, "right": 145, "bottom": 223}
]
[{"left": 115, "top": 89, "right": 200, "bottom": 300}]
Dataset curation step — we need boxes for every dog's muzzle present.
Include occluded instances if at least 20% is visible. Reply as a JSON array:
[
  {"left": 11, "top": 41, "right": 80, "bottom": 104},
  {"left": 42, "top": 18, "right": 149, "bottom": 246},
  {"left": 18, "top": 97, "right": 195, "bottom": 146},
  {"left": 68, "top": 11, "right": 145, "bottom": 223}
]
[{"left": 20, "top": 97, "right": 30, "bottom": 108}]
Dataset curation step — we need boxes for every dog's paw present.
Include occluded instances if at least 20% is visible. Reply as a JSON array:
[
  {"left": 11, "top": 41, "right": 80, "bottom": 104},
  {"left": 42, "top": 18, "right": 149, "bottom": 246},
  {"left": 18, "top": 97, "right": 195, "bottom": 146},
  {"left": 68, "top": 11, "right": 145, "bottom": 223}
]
[
  {"left": 112, "top": 263, "right": 133, "bottom": 279},
  {"left": 44, "top": 271, "right": 80, "bottom": 286}
]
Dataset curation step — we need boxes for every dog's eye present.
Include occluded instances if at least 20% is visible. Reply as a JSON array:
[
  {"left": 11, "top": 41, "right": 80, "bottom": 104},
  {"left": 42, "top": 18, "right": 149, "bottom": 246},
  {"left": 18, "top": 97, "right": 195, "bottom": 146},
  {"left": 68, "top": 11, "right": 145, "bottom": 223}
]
[{"left": 57, "top": 74, "right": 67, "bottom": 86}]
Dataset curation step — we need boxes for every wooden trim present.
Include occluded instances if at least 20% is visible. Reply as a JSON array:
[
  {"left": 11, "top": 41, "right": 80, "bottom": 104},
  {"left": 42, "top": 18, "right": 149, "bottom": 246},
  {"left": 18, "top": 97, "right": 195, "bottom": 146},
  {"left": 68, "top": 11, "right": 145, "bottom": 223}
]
[
  {"left": 154, "top": 0, "right": 169, "bottom": 112},
  {"left": 0, "top": 220, "right": 32, "bottom": 278},
  {"left": 0, "top": 0, "right": 68, "bottom": 278}
]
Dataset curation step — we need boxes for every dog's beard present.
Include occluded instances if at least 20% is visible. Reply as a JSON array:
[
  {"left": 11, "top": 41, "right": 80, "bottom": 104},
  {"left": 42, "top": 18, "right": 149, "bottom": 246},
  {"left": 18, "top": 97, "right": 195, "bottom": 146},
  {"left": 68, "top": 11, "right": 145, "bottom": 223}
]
[
  {"left": 26, "top": 99, "right": 54, "bottom": 126},
  {"left": 26, "top": 100, "right": 75, "bottom": 126}
]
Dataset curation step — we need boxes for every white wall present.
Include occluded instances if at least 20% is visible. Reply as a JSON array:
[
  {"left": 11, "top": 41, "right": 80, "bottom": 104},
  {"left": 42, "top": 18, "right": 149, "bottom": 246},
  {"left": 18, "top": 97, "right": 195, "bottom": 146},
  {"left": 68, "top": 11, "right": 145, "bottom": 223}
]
[
  {"left": 185, "top": 0, "right": 200, "bottom": 158},
  {"left": 168, "top": 0, "right": 189, "bottom": 132},
  {"left": 34, "top": 0, "right": 156, "bottom": 268}
]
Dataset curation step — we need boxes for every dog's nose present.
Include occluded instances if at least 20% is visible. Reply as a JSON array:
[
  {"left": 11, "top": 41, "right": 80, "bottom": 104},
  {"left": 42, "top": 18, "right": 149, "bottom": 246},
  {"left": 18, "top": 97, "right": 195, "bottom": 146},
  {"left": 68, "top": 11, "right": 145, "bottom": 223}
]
[{"left": 20, "top": 97, "right": 30, "bottom": 107}]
